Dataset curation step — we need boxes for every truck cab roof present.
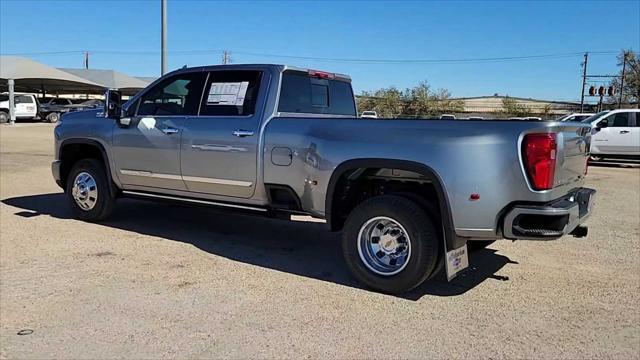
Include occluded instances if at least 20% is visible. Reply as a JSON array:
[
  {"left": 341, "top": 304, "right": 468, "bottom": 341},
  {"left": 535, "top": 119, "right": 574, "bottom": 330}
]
[{"left": 161, "top": 64, "right": 352, "bottom": 82}]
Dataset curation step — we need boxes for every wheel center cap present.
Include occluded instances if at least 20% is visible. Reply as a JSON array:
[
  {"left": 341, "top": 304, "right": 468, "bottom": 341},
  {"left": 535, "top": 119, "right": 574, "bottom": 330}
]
[{"left": 380, "top": 234, "right": 397, "bottom": 253}]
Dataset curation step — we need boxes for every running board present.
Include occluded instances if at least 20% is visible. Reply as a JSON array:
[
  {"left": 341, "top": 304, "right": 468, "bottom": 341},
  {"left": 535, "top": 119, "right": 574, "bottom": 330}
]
[{"left": 122, "top": 190, "right": 268, "bottom": 212}]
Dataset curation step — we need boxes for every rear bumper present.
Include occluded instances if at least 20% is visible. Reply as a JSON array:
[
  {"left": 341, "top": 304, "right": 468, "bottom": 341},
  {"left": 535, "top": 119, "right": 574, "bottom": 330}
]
[{"left": 503, "top": 187, "right": 596, "bottom": 240}]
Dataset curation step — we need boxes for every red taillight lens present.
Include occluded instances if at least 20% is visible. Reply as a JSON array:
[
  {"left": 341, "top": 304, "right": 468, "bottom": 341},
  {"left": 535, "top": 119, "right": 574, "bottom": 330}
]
[{"left": 523, "top": 133, "right": 557, "bottom": 190}]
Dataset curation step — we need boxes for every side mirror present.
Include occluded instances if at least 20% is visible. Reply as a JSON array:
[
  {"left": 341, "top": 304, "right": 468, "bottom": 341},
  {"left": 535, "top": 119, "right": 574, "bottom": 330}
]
[
  {"left": 595, "top": 119, "right": 608, "bottom": 130},
  {"left": 104, "top": 89, "right": 122, "bottom": 120}
]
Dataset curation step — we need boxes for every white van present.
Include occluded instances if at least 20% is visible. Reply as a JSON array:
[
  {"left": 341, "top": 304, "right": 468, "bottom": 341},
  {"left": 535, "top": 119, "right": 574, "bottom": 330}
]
[
  {"left": 0, "top": 94, "right": 40, "bottom": 123},
  {"left": 583, "top": 109, "right": 640, "bottom": 161}
]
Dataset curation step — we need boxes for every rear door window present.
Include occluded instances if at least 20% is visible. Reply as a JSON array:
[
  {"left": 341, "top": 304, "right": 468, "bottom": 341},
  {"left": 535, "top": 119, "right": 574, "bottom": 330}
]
[
  {"left": 278, "top": 71, "right": 356, "bottom": 116},
  {"left": 199, "top": 70, "right": 262, "bottom": 116}
]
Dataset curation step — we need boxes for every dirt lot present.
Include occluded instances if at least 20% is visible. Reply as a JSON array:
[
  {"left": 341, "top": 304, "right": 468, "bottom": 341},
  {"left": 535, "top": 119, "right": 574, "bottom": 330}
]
[{"left": 1, "top": 123, "right": 639, "bottom": 359}]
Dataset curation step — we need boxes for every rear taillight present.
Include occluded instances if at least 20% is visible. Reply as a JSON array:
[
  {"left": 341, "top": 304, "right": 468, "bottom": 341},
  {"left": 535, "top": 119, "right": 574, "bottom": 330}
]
[{"left": 523, "top": 133, "right": 557, "bottom": 190}]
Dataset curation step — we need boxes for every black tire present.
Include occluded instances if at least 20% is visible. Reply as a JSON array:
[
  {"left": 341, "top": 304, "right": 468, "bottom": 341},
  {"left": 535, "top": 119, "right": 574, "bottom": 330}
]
[
  {"left": 342, "top": 195, "right": 440, "bottom": 294},
  {"left": 46, "top": 112, "right": 60, "bottom": 123},
  {"left": 467, "top": 240, "right": 495, "bottom": 251},
  {"left": 0, "top": 111, "right": 8, "bottom": 123},
  {"left": 65, "top": 158, "right": 115, "bottom": 221}
]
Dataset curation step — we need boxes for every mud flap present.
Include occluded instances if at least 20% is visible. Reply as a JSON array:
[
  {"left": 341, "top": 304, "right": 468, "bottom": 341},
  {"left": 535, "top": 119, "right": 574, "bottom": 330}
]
[
  {"left": 444, "top": 243, "right": 469, "bottom": 281},
  {"left": 442, "top": 227, "right": 469, "bottom": 281}
]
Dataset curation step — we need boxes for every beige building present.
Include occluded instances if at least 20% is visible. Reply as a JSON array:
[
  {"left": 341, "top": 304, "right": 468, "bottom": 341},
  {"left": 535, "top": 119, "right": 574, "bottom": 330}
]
[{"left": 453, "top": 95, "right": 587, "bottom": 118}]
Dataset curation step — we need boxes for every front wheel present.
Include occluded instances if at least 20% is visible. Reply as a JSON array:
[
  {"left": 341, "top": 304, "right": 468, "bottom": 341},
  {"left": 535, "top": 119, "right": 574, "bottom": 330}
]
[
  {"left": 65, "top": 159, "right": 115, "bottom": 221},
  {"left": 342, "top": 195, "right": 440, "bottom": 294}
]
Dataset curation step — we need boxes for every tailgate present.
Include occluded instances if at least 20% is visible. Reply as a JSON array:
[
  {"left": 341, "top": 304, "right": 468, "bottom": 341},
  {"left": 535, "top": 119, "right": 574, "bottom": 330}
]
[{"left": 554, "top": 123, "right": 591, "bottom": 188}]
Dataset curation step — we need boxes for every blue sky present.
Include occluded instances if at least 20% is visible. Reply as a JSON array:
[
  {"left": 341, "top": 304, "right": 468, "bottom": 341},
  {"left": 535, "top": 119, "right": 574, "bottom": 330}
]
[{"left": 1, "top": 0, "right": 638, "bottom": 102}]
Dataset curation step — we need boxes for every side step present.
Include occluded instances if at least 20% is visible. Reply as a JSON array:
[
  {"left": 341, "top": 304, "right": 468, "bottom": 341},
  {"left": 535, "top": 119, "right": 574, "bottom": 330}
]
[{"left": 122, "top": 190, "right": 268, "bottom": 212}]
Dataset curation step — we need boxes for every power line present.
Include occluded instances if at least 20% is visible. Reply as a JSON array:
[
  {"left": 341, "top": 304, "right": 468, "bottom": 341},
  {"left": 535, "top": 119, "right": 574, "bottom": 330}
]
[
  {"left": 1, "top": 49, "right": 625, "bottom": 64},
  {"left": 230, "top": 50, "right": 620, "bottom": 64}
]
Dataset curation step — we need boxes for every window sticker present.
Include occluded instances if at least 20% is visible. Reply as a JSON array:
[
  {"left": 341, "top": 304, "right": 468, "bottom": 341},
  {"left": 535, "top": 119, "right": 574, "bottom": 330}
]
[{"left": 207, "top": 81, "right": 249, "bottom": 106}]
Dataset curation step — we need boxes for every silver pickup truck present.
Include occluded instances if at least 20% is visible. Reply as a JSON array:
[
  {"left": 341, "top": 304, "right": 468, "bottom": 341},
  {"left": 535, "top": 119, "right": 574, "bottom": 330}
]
[{"left": 52, "top": 64, "right": 596, "bottom": 294}]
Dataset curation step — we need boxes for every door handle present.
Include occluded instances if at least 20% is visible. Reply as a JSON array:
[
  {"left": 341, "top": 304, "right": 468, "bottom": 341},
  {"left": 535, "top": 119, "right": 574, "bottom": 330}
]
[
  {"left": 162, "top": 127, "right": 179, "bottom": 135},
  {"left": 233, "top": 129, "right": 254, "bottom": 137},
  {"left": 619, "top": 130, "right": 630, "bottom": 134}
]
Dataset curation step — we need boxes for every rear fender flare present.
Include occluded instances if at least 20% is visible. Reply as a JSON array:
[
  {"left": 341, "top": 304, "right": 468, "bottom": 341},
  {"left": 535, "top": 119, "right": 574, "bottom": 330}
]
[{"left": 325, "top": 158, "right": 463, "bottom": 249}]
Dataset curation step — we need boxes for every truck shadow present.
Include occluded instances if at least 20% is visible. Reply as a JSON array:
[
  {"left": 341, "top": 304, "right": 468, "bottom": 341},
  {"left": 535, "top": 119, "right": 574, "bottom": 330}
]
[{"left": 3, "top": 193, "right": 517, "bottom": 301}]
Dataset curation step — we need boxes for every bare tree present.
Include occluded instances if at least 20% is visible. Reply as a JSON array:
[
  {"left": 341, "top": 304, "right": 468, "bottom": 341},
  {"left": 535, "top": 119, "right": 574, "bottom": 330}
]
[{"left": 609, "top": 50, "right": 639, "bottom": 108}]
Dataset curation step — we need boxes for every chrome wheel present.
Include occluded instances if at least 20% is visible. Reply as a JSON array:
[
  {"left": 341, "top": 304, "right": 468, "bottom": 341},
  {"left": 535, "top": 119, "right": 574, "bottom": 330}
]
[
  {"left": 357, "top": 216, "right": 411, "bottom": 276},
  {"left": 72, "top": 172, "right": 98, "bottom": 210}
]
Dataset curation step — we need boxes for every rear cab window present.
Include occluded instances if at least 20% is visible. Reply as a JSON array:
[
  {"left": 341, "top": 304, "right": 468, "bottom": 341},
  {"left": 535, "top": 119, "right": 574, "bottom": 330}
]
[{"left": 278, "top": 70, "right": 356, "bottom": 116}]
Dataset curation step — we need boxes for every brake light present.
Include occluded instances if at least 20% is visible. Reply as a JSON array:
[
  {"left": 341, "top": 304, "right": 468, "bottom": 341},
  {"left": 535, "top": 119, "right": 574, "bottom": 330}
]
[
  {"left": 308, "top": 70, "right": 335, "bottom": 79},
  {"left": 523, "top": 133, "right": 557, "bottom": 190}
]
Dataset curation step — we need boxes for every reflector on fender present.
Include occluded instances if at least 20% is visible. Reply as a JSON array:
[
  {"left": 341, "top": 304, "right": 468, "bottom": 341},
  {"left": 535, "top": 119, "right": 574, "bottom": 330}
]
[{"left": 523, "top": 133, "right": 557, "bottom": 190}]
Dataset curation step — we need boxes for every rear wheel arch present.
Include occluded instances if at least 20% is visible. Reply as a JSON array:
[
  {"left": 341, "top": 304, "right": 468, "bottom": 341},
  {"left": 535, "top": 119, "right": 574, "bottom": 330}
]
[{"left": 325, "top": 159, "right": 456, "bottom": 246}]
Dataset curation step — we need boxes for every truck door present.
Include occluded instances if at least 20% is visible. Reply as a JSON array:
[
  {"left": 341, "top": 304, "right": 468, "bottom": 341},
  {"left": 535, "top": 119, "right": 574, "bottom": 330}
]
[
  {"left": 595, "top": 111, "right": 636, "bottom": 154},
  {"left": 180, "top": 70, "right": 265, "bottom": 198},
  {"left": 14, "top": 95, "right": 37, "bottom": 118},
  {"left": 112, "top": 71, "right": 206, "bottom": 190}
]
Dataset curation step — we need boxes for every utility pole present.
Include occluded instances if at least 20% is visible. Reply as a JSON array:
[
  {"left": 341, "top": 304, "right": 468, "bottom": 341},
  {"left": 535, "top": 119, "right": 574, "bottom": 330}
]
[
  {"left": 222, "top": 50, "right": 231, "bottom": 65},
  {"left": 83, "top": 51, "right": 90, "bottom": 99},
  {"left": 598, "top": 93, "right": 604, "bottom": 112},
  {"left": 161, "top": 0, "right": 167, "bottom": 76},
  {"left": 580, "top": 52, "right": 588, "bottom": 112},
  {"left": 618, "top": 51, "right": 627, "bottom": 109},
  {"left": 83, "top": 51, "right": 89, "bottom": 69}
]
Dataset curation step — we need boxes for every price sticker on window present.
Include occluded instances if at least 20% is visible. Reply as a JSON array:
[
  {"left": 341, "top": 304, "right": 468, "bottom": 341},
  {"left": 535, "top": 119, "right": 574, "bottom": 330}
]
[{"left": 207, "top": 81, "right": 249, "bottom": 106}]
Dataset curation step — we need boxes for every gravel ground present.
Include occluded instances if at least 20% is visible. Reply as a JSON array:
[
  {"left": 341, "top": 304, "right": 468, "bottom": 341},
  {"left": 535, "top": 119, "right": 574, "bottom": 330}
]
[{"left": 1, "top": 123, "right": 639, "bottom": 359}]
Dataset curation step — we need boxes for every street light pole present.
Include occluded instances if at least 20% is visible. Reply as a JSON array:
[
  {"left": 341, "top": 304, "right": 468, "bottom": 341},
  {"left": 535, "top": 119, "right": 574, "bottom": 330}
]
[{"left": 161, "top": 0, "right": 167, "bottom": 76}]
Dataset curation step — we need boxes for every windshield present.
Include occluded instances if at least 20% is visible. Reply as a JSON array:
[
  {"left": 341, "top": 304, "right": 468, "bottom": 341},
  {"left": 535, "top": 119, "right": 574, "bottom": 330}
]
[{"left": 581, "top": 111, "right": 609, "bottom": 123}]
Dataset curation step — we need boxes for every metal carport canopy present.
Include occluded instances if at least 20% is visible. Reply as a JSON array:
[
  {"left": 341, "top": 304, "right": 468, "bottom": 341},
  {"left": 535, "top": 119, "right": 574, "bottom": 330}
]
[
  {"left": 0, "top": 56, "right": 104, "bottom": 94},
  {"left": 59, "top": 68, "right": 151, "bottom": 96}
]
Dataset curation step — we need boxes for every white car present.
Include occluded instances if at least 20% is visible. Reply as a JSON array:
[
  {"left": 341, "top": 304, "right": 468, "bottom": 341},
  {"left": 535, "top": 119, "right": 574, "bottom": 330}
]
[
  {"left": 361, "top": 110, "right": 378, "bottom": 119},
  {"left": 558, "top": 113, "right": 594, "bottom": 122},
  {"left": 582, "top": 109, "right": 640, "bottom": 161},
  {"left": 0, "top": 94, "right": 39, "bottom": 123}
]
